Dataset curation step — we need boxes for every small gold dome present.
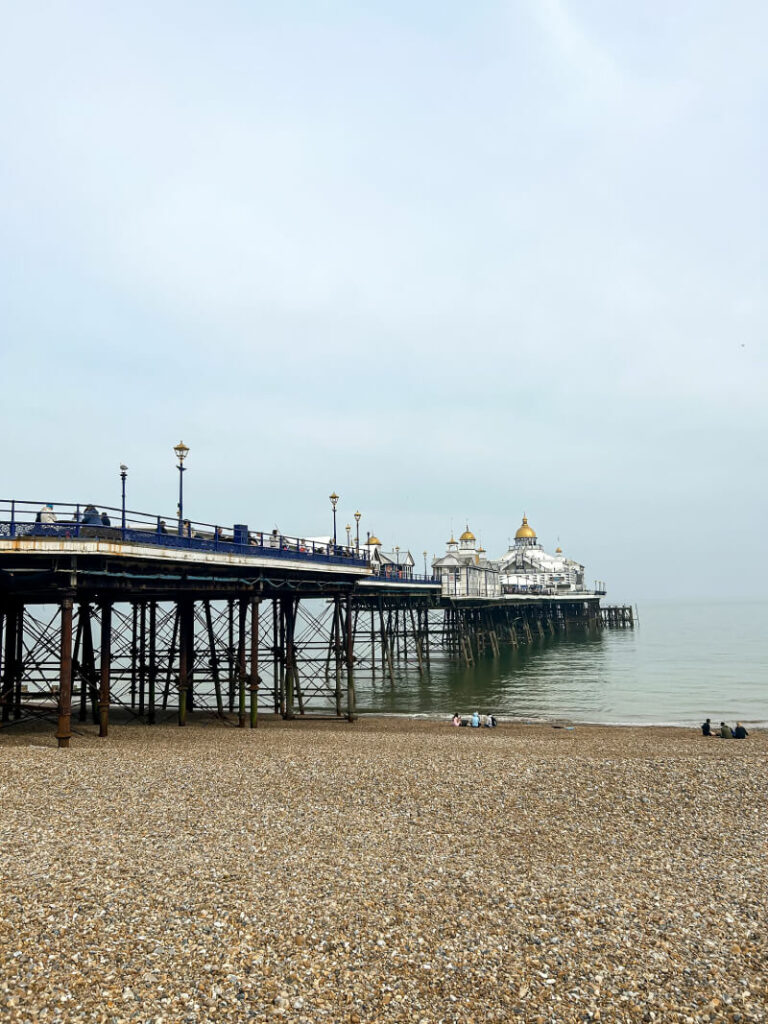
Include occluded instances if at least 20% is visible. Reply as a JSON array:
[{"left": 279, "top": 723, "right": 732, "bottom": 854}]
[
  {"left": 459, "top": 525, "right": 476, "bottom": 542},
  {"left": 515, "top": 514, "right": 537, "bottom": 540},
  {"left": 447, "top": 535, "right": 457, "bottom": 545},
  {"left": 368, "top": 535, "right": 382, "bottom": 546},
  {"left": 555, "top": 546, "right": 562, "bottom": 554}
]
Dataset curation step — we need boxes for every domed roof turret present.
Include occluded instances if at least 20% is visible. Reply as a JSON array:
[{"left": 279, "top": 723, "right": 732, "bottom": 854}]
[
  {"left": 515, "top": 515, "right": 537, "bottom": 540},
  {"left": 368, "top": 535, "right": 382, "bottom": 546},
  {"left": 459, "top": 525, "right": 476, "bottom": 542}
]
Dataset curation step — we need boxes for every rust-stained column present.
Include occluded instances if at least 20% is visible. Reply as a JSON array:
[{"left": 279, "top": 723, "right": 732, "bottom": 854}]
[
  {"left": 138, "top": 601, "right": 147, "bottom": 717},
  {"left": 238, "top": 599, "right": 247, "bottom": 727},
  {"left": 148, "top": 600, "right": 157, "bottom": 725},
  {"left": 99, "top": 601, "right": 112, "bottom": 737},
  {"left": 178, "top": 600, "right": 192, "bottom": 726},
  {"left": 56, "top": 597, "right": 74, "bottom": 748},
  {"left": 129, "top": 602, "right": 138, "bottom": 709},
  {"left": 249, "top": 597, "right": 260, "bottom": 728},
  {"left": 345, "top": 592, "right": 356, "bottom": 722},
  {"left": 272, "top": 598, "right": 280, "bottom": 714},
  {"left": 227, "top": 599, "right": 236, "bottom": 713}
]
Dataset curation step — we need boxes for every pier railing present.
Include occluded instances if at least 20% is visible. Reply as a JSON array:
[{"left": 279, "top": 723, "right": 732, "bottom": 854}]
[{"left": 0, "top": 499, "right": 370, "bottom": 569}]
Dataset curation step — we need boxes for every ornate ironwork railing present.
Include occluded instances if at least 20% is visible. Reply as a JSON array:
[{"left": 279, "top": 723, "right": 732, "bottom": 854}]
[{"left": 0, "top": 499, "right": 370, "bottom": 569}]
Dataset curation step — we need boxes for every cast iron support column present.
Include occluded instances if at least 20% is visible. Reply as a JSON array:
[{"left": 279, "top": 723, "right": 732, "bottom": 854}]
[
  {"left": 250, "top": 597, "right": 260, "bottom": 728},
  {"left": 178, "top": 600, "right": 192, "bottom": 726},
  {"left": 238, "top": 599, "right": 247, "bottom": 727},
  {"left": 56, "top": 597, "right": 74, "bottom": 748},
  {"left": 148, "top": 600, "right": 157, "bottom": 724},
  {"left": 1, "top": 602, "right": 16, "bottom": 724},
  {"left": 99, "top": 601, "right": 112, "bottom": 737},
  {"left": 346, "top": 592, "right": 356, "bottom": 722}
]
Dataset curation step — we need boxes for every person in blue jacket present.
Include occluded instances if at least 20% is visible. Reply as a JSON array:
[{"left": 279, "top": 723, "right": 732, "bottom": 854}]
[{"left": 471, "top": 711, "right": 480, "bottom": 728}]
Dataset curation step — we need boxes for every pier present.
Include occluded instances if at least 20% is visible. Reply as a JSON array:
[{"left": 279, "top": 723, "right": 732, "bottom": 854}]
[{"left": 0, "top": 499, "right": 633, "bottom": 745}]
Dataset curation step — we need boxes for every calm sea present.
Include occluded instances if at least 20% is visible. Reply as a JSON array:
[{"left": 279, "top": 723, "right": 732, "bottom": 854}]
[{"left": 355, "top": 600, "right": 768, "bottom": 727}]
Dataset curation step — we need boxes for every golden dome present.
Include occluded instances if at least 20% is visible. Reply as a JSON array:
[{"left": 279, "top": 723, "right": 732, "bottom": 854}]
[
  {"left": 446, "top": 535, "right": 457, "bottom": 545},
  {"left": 368, "top": 535, "right": 382, "bottom": 546},
  {"left": 555, "top": 546, "right": 562, "bottom": 554},
  {"left": 515, "top": 514, "right": 537, "bottom": 540},
  {"left": 459, "top": 525, "right": 476, "bottom": 542}
]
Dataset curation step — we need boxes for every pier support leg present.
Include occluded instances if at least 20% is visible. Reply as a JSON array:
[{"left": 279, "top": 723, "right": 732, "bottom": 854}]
[
  {"left": 148, "top": 601, "right": 157, "bottom": 725},
  {"left": 130, "top": 602, "right": 138, "bottom": 710},
  {"left": 178, "top": 600, "right": 193, "bottom": 726},
  {"left": 204, "top": 600, "right": 224, "bottom": 716},
  {"left": 138, "top": 601, "right": 147, "bottom": 716},
  {"left": 283, "top": 597, "right": 296, "bottom": 720},
  {"left": 333, "top": 596, "right": 343, "bottom": 717},
  {"left": 238, "top": 599, "right": 247, "bottom": 728},
  {"left": 1, "top": 602, "right": 17, "bottom": 724},
  {"left": 250, "top": 598, "right": 260, "bottom": 728},
  {"left": 56, "top": 598, "right": 74, "bottom": 748},
  {"left": 99, "top": 602, "right": 111, "bottom": 737},
  {"left": 345, "top": 593, "right": 356, "bottom": 722}
]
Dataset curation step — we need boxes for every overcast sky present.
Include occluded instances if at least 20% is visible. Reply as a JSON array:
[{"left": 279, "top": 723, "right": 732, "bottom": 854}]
[{"left": 1, "top": 1, "right": 765, "bottom": 600}]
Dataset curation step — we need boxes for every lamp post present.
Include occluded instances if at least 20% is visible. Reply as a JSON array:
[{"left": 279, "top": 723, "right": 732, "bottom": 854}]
[
  {"left": 395, "top": 545, "right": 400, "bottom": 577},
  {"left": 345, "top": 523, "right": 351, "bottom": 548},
  {"left": 354, "top": 510, "right": 361, "bottom": 554},
  {"left": 120, "top": 464, "right": 128, "bottom": 535},
  {"left": 174, "top": 441, "right": 190, "bottom": 535},
  {"left": 329, "top": 492, "right": 339, "bottom": 547},
  {"left": 423, "top": 550, "right": 428, "bottom": 577}
]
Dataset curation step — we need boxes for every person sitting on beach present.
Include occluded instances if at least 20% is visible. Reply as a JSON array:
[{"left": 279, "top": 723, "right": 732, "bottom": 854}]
[
  {"left": 471, "top": 711, "right": 480, "bottom": 728},
  {"left": 484, "top": 714, "right": 497, "bottom": 728},
  {"left": 451, "top": 713, "right": 461, "bottom": 727},
  {"left": 733, "top": 722, "right": 749, "bottom": 739},
  {"left": 719, "top": 722, "right": 733, "bottom": 739},
  {"left": 701, "top": 718, "right": 712, "bottom": 736}
]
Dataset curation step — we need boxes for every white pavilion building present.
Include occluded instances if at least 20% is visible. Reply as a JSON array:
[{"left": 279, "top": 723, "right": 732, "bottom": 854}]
[
  {"left": 499, "top": 515, "right": 585, "bottom": 594},
  {"left": 431, "top": 526, "right": 501, "bottom": 598}
]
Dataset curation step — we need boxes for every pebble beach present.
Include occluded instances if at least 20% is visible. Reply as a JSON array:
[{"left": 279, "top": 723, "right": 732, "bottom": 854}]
[{"left": 1, "top": 717, "right": 766, "bottom": 1023}]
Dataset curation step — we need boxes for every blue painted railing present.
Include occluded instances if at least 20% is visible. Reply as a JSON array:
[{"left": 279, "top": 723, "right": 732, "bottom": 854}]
[
  {"left": 0, "top": 499, "right": 369, "bottom": 569},
  {"left": 0, "top": 499, "right": 439, "bottom": 584}
]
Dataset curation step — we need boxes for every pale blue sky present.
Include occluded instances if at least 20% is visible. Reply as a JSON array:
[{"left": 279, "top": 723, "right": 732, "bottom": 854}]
[{"left": 1, "top": 1, "right": 765, "bottom": 599}]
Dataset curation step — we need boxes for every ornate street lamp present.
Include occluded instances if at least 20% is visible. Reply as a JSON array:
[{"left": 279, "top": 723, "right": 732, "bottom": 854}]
[
  {"left": 329, "top": 492, "right": 339, "bottom": 546},
  {"left": 120, "top": 464, "right": 128, "bottom": 534},
  {"left": 354, "top": 510, "right": 361, "bottom": 554},
  {"left": 174, "top": 441, "right": 190, "bottom": 535}
]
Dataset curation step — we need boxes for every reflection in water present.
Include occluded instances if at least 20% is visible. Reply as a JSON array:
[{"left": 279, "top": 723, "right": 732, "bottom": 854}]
[{"left": 355, "top": 601, "right": 768, "bottom": 726}]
